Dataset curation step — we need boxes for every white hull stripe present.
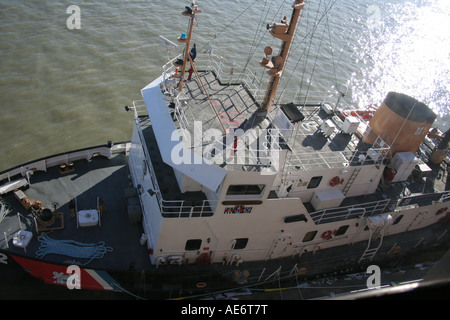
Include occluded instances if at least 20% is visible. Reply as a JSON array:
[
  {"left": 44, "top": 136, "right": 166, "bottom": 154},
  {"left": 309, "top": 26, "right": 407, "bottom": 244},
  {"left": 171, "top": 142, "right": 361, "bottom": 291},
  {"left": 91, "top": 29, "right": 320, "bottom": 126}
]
[{"left": 85, "top": 269, "right": 115, "bottom": 291}]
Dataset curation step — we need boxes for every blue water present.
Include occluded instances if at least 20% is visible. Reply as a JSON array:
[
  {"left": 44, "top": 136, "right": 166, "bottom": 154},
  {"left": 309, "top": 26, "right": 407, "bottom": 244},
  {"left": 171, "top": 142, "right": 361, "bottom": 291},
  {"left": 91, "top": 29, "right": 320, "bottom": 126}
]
[{"left": 0, "top": 0, "right": 449, "bottom": 172}]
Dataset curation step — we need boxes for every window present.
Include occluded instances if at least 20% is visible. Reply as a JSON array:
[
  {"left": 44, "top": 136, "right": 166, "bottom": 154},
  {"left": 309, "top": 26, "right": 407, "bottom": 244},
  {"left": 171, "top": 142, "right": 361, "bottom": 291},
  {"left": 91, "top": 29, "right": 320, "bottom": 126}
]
[
  {"left": 227, "top": 184, "right": 265, "bottom": 196},
  {"left": 335, "top": 225, "right": 349, "bottom": 236},
  {"left": 307, "top": 176, "right": 322, "bottom": 189},
  {"left": 393, "top": 215, "right": 403, "bottom": 225},
  {"left": 185, "top": 239, "right": 202, "bottom": 251},
  {"left": 233, "top": 238, "right": 249, "bottom": 250},
  {"left": 302, "top": 231, "right": 317, "bottom": 242}
]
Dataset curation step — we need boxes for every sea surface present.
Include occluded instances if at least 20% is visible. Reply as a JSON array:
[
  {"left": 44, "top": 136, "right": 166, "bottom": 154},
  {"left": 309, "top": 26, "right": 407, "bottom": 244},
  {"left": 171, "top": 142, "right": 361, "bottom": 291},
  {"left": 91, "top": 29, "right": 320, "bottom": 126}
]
[
  {"left": 0, "top": 0, "right": 449, "bottom": 172},
  {"left": 0, "top": 0, "right": 449, "bottom": 298}
]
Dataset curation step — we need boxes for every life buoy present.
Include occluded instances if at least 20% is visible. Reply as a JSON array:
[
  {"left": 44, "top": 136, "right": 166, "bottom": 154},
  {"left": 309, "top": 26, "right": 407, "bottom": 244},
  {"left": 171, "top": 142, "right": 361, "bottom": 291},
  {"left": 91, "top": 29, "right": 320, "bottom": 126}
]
[
  {"left": 436, "top": 207, "right": 448, "bottom": 215},
  {"left": 330, "top": 176, "right": 340, "bottom": 187},
  {"left": 321, "top": 230, "right": 336, "bottom": 240},
  {"left": 439, "top": 212, "right": 450, "bottom": 223},
  {"left": 196, "top": 282, "right": 207, "bottom": 288},
  {"left": 195, "top": 252, "right": 211, "bottom": 266}
]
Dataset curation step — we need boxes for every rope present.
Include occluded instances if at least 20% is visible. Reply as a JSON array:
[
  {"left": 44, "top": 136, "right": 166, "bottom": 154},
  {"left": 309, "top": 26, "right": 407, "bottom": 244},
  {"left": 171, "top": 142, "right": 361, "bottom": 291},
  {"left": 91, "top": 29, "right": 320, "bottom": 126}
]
[
  {"left": 35, "top": 234, "right": 113, "bottom": 266},
  {"left": 277, "top": 0, "right": 339, "bottom": 105},
  {"left": 188, "top": 54, "right": 227, "bottom": 133},
  {"left": 199, "top": 0, "right": 260, "bottom": 53},
  {"left": 0, "top": 198, "right": 11, "bottom": 224}
]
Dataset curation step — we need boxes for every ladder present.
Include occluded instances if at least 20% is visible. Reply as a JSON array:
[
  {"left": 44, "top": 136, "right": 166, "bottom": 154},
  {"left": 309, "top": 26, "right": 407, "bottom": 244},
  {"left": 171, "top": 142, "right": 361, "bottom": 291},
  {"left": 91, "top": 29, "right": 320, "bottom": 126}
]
[
  {"left": 358, "top": 227, "right": 385, "bottom": 264},
  {"left": 406, "top": 210, "right": 427, "bottom": 231},
  {"left": 342, "top": 167, "right": 361, "bottom": 195}
]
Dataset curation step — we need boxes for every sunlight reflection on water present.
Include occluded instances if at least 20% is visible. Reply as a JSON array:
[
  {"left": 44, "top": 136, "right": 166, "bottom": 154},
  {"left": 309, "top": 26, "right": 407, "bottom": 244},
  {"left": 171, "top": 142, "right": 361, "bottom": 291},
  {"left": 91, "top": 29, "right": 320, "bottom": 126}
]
[{"left": 350, "top": 0, "right": 450, "bottom": 130}]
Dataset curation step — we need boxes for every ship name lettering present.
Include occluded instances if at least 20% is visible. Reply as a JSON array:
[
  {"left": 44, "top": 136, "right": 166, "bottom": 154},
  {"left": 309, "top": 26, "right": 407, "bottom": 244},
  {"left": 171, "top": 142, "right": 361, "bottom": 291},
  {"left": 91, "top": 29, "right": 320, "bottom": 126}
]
[{"left": 0, "top": 253, "right": 7, "bottom": 265}]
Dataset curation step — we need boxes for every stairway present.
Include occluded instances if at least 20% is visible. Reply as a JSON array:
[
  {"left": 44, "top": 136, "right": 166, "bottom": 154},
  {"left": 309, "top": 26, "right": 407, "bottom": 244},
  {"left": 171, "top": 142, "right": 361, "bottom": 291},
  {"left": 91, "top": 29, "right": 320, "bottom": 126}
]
[
  {"left": 358, "top": 227, "right": 385, "bottom": 264},
  {"left": 342, "top": 167, "right": 361, "bottom": 196}
]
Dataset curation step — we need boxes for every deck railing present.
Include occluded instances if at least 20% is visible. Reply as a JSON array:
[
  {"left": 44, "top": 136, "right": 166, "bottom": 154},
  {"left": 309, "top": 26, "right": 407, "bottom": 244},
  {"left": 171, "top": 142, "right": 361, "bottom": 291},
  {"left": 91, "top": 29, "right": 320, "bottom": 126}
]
[
  {"left": 133, "top": 108, "right": 220, "bottom": 218},
  {"left": 0, "top": 143, "right": 128, "bottom": 194},
  {"left": 284, "top": 146, "right": 390, "bottom": 171},
  {"left": 160, "top": 55, "right": 283, "bottom": 171},
  {"left": 310, "top": 198, "right": 392, "bottom": 224},
  {"left": 309, "top": 190, "right": 450, "bottom": 225},
  {"left": 162, "top": 53, "right": 264, "bottom": 102}
]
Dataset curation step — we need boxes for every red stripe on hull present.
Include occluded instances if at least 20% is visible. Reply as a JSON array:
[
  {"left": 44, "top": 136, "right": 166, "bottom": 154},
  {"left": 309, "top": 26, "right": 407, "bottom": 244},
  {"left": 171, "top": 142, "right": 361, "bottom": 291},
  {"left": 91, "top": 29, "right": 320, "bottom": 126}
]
[{"left": 11, "top": 255, "right": 113, "bottom": 291}]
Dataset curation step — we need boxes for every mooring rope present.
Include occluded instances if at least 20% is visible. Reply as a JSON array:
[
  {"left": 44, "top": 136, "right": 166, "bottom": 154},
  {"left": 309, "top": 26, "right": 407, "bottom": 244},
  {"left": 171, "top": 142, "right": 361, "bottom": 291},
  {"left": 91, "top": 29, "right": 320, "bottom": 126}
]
[{"left": 35, "top": 234, "right": 113, "bottom": 266}]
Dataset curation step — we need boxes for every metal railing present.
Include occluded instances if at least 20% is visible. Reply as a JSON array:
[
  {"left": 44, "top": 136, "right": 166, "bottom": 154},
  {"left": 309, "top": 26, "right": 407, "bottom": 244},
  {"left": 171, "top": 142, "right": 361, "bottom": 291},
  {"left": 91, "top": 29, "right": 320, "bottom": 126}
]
[
  {"left": 162, "top": 53, "right": 264, "bottom": 102},
  {"left": 285, "top": 146, "right": 390, "bottom": 171},
  {"left": 133, "top": 107, "right": 219, "bottom": 218},
  {"left": 309, "top": 189, "right": 450, "bottom": 225},
  {"left": 132, "top": 100, "right": 148, "bottom": 117},
  {"left": 0, "top": 143, "right": 124, "bottom": 190},
  {"left": 310, "top": 198, "right": 392, "bottom": 224},
  {"left": 160, "top": 199, "right": 218, "bottom": 218},
  {"left": 159, "top": 54, "right": 283, "bottom": 170},
  {"left": 179, "top": 126, "right": 284, "bottom": 168}
]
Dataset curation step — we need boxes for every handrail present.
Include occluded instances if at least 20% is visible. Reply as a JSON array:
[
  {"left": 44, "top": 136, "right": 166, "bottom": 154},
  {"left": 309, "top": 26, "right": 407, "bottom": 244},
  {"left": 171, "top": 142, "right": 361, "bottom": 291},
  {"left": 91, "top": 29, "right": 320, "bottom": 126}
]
[
  {"left": 285, "top": 147, "right": 390, "bottom": 171},
  {"left": 135, "top": 116, "right": 220, "bottom": 218},
  {"left": 188, "top": 54, "right": 226, "bottom": 134},
  {"left": 310, "top": 199, "right": 391, "bottom": 224}
]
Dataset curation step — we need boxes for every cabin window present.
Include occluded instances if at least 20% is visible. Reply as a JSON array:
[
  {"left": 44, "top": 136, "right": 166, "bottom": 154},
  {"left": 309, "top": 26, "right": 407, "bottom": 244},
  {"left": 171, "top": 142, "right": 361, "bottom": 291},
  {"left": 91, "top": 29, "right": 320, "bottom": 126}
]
[
  {"left": 302, "top": 231, "right": 317, "bottom": 242},
  {"left": 307, "top": 176, "right": 322, "bottom": 189},
  {"left": 393, "top": 215, "right": 404, "bottom": 225},
  {"left": 227, "top": 184, "right": 265, "bottom": 196},
  {"left": 335, "top": 225, "right": 349, "bottom": 236},
  {"left": 185, "top": 239, "right": 202, "bottom": 251},
  {"left": 233, "top": 238, "right": 249, "bottom": 250}
]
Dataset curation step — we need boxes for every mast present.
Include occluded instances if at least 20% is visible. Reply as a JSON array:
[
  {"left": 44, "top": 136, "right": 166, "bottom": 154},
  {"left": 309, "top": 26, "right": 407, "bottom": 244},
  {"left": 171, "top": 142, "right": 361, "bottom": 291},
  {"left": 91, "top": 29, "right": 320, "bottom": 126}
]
[
  {"left": 430, "top": 128, "right": 450, "bottom": 164},
  {"left": 178, "top": 2, "right": 202, "bottom": 92},
  {"left": 259, "top": 0, "right": 306, "bottom": 115}
]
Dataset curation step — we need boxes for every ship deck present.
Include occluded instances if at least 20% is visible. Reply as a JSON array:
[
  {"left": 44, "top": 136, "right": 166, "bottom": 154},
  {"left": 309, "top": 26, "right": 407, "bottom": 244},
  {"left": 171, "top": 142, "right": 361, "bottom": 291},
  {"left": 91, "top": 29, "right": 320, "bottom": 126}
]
[
  {"left": 180, "top": 70, "right": 265, "bottom": 134},
  {"left": 165, "top": 70, "right": 450, "bottom": 225},
  {"left": 143, "top": 69, "right": 450, "bottom": 220},
  {"left": 173, "top": 70, "right": 274, "bottom": 172},
  {"left": 281, "top": 105, "right": 380, "bottom": 170},
  {"left": 169, "top": 70, "right": 381, "bottom": 172},
  {"left": 0, "top": 153, "right": 152, "bottom": 272}
]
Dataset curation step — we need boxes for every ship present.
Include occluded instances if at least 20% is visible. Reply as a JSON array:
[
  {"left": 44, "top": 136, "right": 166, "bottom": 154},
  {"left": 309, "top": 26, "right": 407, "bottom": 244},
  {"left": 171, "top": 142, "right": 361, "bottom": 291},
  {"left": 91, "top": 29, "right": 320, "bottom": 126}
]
[{"left": 1, "top": 1, "right": 449, "bottom": 299}]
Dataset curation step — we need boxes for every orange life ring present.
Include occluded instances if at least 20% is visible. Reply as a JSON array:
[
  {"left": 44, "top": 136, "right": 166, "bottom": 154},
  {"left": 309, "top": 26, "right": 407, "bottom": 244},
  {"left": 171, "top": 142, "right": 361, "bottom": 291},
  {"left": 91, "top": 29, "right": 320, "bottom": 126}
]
[
  {"left": 439, "top": 212, "right": 450, "bottom": 223},
  {"left": 196, "top": 282, "right": 207, "bottom": 288},
  {"left": 195, "top": 252, "right": 211, "bottom": 266},
  {"left": 321, "top": 230, "right": 335, "bottom": 240},
  {"left": 436, "top": 207, "right": 448, "bottom": 215},
  {"left": 330, "top": 176, "right": 340, "bottom": 187}
]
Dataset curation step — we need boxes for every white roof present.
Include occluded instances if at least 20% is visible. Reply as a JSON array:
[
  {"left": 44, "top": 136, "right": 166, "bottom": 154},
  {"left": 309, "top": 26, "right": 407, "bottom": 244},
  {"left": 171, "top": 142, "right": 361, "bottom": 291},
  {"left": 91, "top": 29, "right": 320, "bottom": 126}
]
[{"left": 141, "top": 77, "right": 227, "bottom": 192}]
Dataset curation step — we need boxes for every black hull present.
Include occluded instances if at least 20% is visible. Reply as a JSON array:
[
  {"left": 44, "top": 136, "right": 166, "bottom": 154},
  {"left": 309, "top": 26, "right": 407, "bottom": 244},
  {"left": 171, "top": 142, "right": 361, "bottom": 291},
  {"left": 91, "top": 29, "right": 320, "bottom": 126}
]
[{"left": 2, "top": 219, "right": 449, "bottom": 300}]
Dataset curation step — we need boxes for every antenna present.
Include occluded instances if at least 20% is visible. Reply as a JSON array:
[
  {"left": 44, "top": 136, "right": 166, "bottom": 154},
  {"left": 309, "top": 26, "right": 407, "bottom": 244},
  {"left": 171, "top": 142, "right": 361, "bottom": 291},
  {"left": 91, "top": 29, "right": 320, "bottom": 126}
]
[
  {"left": 159, "top": 35, "right": 178, "bottom": 61},
  {"left": 259, "top": 0, "right": 306, "bottom": 116},
  {"left": 159, "top": 35, "right": 178, "bottom": 49}
]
